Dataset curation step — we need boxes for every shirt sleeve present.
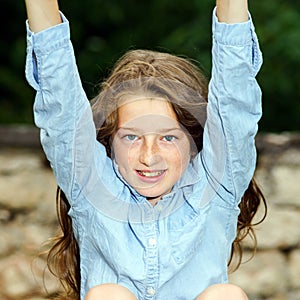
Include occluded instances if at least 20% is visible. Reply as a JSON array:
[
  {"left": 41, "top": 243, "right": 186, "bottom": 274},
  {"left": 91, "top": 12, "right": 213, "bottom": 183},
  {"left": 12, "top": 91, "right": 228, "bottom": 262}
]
[
  {"left": 25, "top": 13, "right": 117, "bottom": 204},
  {"left": 199, "top": 8, "right": 263, "bottom": 207}
]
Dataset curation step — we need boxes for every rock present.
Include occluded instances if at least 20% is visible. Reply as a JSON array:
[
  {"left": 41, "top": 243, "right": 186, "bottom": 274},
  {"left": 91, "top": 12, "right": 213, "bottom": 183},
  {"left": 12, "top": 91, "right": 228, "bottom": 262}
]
[
  {"left": 255, "top": 164, "right": 300, "bottom": 208},
  {"left": 0, "top": 254, "right": 60, "bottom": 299},
  {"left": 270, "top": 166, "right": 300, "bottom": 207},
  {"left": 229, "top": 250, "right": 288, "bottom": 298},
  {"left": 0, "top": 148, "right": 42, "bottom": 173},
  {"left": 288, "top": 250, "right": 300, "bottom": 290},
  {"left": 0, "top": 224, "right": 24, "bottom": 257},
  {"left": 0, "top": 149, "right": 57, "bottom": 211},
  {"left": 241, "top": 206, "right": 300, "bottom": 250},
  {"left": 0, "top": 221, "right": 56, "bottom": 261},
  {"left": 257, "top": 208, "right": 300, "bottom": 249}
]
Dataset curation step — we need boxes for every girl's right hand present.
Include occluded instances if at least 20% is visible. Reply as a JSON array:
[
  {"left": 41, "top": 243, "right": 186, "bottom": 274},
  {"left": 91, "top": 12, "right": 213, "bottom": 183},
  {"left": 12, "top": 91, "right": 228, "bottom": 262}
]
[{"left": 25, "top": 0, "right": 61, "bottom": 32}]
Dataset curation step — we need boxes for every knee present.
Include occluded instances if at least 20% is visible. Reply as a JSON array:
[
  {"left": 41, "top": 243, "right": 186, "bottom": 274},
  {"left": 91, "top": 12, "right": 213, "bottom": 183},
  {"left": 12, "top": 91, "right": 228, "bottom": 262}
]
[
  {"left": 196, "top": 283, "right": 248, "bottom": 300},
  {"left": 85, "top": 283, "right": 138, "bottom": 300}
]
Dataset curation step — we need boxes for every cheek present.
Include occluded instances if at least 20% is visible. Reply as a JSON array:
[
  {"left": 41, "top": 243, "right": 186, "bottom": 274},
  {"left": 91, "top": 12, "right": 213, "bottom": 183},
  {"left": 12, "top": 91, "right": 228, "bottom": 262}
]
[
  {"left": 179, "top": 144, "right": 191, "bottom": 169},
  {"left": 112, "top": 141, "right": 126, "bottom": 164},
  {"left": 165, "top": 143, "right": 191, "bottom": 168},
  {"left": 127, "top": 149, "right": 138, "bottom": 165},
  {"left": 113, "top": 142, "right": 137, "bottom": 167}
]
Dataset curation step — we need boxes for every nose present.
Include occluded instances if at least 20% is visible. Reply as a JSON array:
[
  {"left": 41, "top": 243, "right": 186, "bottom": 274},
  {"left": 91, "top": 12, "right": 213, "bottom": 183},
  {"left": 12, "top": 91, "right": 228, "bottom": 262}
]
[{"left": 139, "top": 136, "right": 161, "bottom": 167}]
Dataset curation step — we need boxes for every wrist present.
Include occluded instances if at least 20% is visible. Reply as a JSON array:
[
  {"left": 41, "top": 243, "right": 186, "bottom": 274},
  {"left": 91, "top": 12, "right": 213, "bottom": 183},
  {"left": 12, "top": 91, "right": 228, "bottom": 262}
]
[
  {"left": 216, "top": 0, "right": 248, "bottom": 24},
  {"left": 25, "top": 0, "right": 61, "bottom": 33}
]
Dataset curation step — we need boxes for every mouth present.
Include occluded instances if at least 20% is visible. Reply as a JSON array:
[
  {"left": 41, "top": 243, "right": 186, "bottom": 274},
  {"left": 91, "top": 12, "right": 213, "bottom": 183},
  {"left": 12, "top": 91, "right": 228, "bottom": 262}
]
[
  {"left": 137, "top": 170, "right": 165, "bottom": 177},
  {"left": 135, "top": 169, "right": 166, "bottom": 183}
]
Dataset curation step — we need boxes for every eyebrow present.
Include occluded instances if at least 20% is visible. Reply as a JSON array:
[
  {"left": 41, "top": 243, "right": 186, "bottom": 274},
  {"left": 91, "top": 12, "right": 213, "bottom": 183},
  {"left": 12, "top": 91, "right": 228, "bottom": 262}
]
[{"left": 117, "top": 126, "right": 183, "bottom": 134}]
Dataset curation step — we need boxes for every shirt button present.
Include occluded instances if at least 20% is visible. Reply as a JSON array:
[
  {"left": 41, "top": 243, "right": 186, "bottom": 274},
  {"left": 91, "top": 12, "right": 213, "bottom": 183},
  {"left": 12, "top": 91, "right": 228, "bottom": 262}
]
[
  {"left": 148, "top": 238, "right": 157, "bottom": 247},
  {"left": 147, "top": 287, "right": 156, "bottom": 295},
  {"left": 157, "top": 204, "right": 163, "bottom": 212}
]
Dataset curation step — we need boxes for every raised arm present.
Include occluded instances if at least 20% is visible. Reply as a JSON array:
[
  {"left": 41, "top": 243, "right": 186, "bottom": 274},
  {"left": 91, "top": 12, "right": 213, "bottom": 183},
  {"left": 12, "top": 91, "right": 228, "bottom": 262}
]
[
  {"left": 25, "top": 0, "right": 120, "bottom": 206},
  {"left": 25, "top": 0, "right": 61, "bottom": 32},
  {"left": 198, "top": 0, "right": 262, "bottom": 207},
  {"left": 216, "top": 0, "right": 248, "bottom": 23}
]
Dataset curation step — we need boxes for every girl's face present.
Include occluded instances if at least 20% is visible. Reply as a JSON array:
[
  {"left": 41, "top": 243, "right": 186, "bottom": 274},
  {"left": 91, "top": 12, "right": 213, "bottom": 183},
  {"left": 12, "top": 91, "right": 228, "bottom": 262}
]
[{"left": 112, "top": 97, "right": 191, "bottom": 205}]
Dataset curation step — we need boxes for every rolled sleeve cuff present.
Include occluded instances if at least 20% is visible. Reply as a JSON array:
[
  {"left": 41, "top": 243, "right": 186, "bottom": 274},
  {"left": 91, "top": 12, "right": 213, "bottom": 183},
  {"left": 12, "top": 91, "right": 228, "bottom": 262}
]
[
  {"left": 26, "top": 12, "right": 70, "bottom": 56},
  {"left": 25, "top": 12, "right": 71, "bottom": 90},
  {"left": 212, "top": 7, "right": 263, "bottom": 75}
]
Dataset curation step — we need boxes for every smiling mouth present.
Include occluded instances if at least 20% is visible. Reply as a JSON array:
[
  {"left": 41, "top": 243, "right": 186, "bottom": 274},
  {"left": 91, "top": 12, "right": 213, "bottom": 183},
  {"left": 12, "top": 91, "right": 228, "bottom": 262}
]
[{"left": 136, "top": 170, "right": 166, "bottom": 178}]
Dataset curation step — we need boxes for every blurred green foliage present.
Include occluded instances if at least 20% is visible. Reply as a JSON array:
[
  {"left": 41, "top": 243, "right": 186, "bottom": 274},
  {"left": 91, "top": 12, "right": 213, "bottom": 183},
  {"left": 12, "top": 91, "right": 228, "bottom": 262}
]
[{"left": 1, "top": 0, "right": 299, "bottom": 131}]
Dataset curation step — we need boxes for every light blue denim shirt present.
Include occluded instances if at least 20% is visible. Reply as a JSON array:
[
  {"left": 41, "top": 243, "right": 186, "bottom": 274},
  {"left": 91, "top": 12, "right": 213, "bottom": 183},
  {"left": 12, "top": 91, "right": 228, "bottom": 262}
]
[{"left": 26, "top": 8, "right": 262, "bottom": 300}]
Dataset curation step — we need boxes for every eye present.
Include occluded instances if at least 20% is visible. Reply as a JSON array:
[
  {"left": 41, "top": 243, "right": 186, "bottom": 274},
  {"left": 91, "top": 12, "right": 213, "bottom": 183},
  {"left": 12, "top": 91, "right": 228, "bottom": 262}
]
[
  {"left": 124, "top": 134, "right": 138, "bottom": 141},
  {"left": 162, "top": 135, "right": 176, "bottom": 142}
]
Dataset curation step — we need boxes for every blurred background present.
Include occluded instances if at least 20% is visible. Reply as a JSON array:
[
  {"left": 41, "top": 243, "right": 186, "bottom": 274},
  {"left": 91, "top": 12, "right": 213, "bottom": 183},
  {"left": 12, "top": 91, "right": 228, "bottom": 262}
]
[
  {"left": 0, "top": 0, "right": 299, "bottom": 299},
  {"left": 1, "top": 0, "right": 300, "bottom": 131}
]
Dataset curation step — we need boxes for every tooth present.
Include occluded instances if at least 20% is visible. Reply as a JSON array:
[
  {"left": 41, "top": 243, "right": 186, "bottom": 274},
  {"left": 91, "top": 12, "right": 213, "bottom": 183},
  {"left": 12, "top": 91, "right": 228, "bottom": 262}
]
[{"left": 139, "top": 171, "right": 162, "bottom": 177}]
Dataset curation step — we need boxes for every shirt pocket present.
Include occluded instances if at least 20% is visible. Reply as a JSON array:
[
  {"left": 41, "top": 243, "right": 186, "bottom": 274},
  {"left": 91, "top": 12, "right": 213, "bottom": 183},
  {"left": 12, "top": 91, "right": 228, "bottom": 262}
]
[{"left": 168, "top": 203, "right": 210, "bottom": 264}]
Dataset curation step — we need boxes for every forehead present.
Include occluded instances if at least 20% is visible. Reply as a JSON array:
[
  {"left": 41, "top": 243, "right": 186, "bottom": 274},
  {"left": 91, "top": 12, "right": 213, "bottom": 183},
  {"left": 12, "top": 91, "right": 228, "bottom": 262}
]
[{"left": 117, "top": 97, "right": 179, "bottom": 131}]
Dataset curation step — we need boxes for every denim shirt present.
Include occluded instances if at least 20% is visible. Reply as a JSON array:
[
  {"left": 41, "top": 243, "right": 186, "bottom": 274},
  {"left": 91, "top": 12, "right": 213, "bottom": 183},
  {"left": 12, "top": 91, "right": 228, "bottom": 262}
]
[{"left": 25, "top": 8, "right": 262, "bottom": 300}]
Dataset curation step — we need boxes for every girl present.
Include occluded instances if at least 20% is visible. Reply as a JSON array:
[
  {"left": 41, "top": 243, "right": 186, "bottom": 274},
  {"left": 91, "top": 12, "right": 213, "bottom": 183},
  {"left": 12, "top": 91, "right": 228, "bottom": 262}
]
[{"left": 25, "top": 0, "right": 266, "bottom": 299}]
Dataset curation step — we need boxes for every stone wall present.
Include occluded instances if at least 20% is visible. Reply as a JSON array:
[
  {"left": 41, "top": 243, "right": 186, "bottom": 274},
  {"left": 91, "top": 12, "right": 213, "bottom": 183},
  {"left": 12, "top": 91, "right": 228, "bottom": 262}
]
[
  {"left": 230, "top": 133, "right": 300, "bottom": 300},
  {"left": 0, "top": 127, "right": 299, "bottom": 300}
]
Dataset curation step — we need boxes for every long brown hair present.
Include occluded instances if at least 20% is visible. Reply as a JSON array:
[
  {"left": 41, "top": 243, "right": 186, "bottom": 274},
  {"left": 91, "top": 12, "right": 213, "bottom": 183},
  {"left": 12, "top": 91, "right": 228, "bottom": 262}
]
[{"left": 46, "top": 49, "right": 266, "bottom": 298}]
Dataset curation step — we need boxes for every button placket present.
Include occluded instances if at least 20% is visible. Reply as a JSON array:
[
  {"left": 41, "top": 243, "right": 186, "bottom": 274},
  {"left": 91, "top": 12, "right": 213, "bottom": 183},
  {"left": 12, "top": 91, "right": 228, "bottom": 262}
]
[
  {"left": 143, "top": 209, "right": 158, "bottom": 300},
  {"left": 147, "top": 287, "right": 156, "bottom": 296},
  {"left": 148, "top": 237, "right": 157, "bottom": 247}
]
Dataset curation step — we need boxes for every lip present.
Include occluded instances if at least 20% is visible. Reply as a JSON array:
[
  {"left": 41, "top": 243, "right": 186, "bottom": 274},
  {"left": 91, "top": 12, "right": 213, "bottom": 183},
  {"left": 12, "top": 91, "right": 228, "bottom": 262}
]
[{"left": 135, "top": 169, "right": 166, "bottom": 183}]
